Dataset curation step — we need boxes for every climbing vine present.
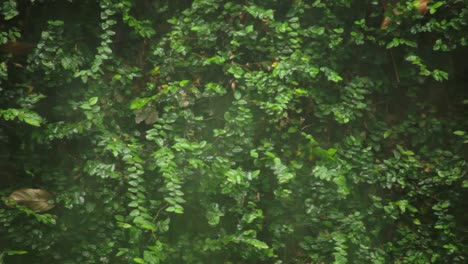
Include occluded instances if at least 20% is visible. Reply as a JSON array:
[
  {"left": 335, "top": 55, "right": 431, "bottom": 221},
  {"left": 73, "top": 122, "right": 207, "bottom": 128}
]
[{"left": 1, "top": 0, "right": 467, "bottom": 263}]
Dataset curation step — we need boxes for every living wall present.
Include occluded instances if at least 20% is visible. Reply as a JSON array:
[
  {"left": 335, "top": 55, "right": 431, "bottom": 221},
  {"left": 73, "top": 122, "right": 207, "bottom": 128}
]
[{"left": 0, "top": 0, "right": 467, "bottom": 263}]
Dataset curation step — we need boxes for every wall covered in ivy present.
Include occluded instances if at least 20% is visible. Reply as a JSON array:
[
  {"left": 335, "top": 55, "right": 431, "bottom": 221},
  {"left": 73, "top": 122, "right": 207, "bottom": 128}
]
[{"left": 0, "top": 0, "right": 467, "bottom": 263}]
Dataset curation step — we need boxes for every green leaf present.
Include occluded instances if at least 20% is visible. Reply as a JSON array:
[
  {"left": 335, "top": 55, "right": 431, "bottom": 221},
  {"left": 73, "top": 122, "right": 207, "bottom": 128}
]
[
  {"left": 234, "top": 91, "right": 242, "bottom": 100},
  {"left": 133, "top": 258, "right": 144, "bottom": 263},
  {"left": 80, "top": 103, "right": 92, "bottom": 110},
  {"left": 244, "top": 238, "right": 269, "bottom": 249},
  {"left": 5, "top": 250, "right": 28, "bottom": 256},
  {"left": 333, "top": 175, "right": 349, "bottom": 196},
  {"left": 23, "top": 116, "right": 41, "bottom": 127},
  {"left": 430, "top": 1, "right": 444, "bottom": 14},
  {"left": 128, "top": 180, "right": 139, "bottom": 187},
  {"left": 133, "top": 216, "right": 156, "bottom": 231},
  {"left": 130, "top": 97, "right": 151, "bottom": 110},
  {"left": 128, "top": 201, "right": 139, "bottom": 207},
  {"left": 327, "top": 148, "right": 337, "bottom": 157},
  {"left": 173, "top": 206, "right": 184, "bottom": 214},
  {"left": 403, "top": 150, "right": 414, "bottom": 156},
  {"left": 116, "top": 248, "right": 128, "bottom": 257},
  {"left": 250, "top": 150, "right": 259, "bottom": 158},
  {"left": 120, "top": 223, "right": 132, "bottom": 229},
  {"left": 179, "top": 79, "right": 190, "bottom": 86},
  {"left": 88, "top": 97, "right": 98, "bottom": 105},
  {"left": 383, "top": 130, "right": 392, "bottom": 139},
  {"left": 130, "top": 209, "right": 140, "bottom": 217}
]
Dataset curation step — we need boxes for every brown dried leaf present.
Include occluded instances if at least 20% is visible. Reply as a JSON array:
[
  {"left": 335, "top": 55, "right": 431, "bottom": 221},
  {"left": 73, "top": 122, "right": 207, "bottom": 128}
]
[
  {"left": 0, "top": 41, "right": 35, "bottom": 55},
  {"left": 134, "top": 106, "right": 158, "bottom": 125},
  {"left": 381, "top": 16, "right": 392, "bottom": 29},
  {"left": 417, "top": 0, "right": 429, "bottom": 15},
  {"left": 6, "top": 188, "right": 55, "bottom": 212},
  {"left": 381, "top": 0, "right": 429, "bottom": 29}
]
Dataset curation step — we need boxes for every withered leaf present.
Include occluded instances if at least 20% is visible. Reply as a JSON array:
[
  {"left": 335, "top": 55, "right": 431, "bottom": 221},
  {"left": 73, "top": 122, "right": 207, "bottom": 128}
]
[
  {"left": 0, "top": 41, "right": 35, "bottom": 55},
  {"left": 134, "top": 106, "right": 158, "bottom": 125},
  {"left": 6, "top": 188, "right": 55, "bottom": 212}
]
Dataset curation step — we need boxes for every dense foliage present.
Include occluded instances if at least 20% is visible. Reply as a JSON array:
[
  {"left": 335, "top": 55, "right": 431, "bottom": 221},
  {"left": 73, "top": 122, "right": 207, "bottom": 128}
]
[{"left": 1, "top": 0, "right": 467, "bottom": 263}]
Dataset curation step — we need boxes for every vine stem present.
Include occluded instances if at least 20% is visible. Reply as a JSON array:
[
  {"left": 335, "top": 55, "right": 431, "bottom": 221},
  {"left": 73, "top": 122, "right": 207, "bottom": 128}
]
[
  {"left": 151, "top": 203, "right": 169, "bottom": 240},
  {"left": 390, "top": 50, "right": 400, "bottom": 83},
  {"left": 153, "top": 203, "right": 169, "bottom": 223}
]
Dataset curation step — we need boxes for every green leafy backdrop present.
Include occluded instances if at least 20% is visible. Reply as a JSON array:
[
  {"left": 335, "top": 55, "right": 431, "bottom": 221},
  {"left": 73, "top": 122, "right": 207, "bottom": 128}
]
[{"left": 0, "top": 0, "right": 467, "bottom": 263}]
